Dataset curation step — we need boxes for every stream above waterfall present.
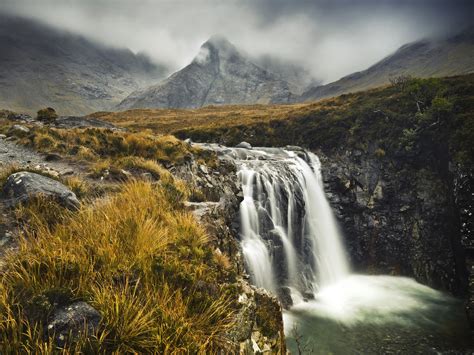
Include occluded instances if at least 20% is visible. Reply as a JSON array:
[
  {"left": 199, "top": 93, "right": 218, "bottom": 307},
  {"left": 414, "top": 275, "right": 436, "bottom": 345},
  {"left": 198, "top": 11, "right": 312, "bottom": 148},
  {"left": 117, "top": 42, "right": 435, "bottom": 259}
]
[{"left": 208, "top": 144, "right": 472, "bottom": 353}]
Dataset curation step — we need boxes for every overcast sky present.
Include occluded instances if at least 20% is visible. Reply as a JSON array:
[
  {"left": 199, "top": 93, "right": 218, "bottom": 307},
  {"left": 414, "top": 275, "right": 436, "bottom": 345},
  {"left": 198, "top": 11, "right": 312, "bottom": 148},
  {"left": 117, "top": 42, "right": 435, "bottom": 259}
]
[{"left": 1, "top": 0, "right": 473, "bottom": 83}]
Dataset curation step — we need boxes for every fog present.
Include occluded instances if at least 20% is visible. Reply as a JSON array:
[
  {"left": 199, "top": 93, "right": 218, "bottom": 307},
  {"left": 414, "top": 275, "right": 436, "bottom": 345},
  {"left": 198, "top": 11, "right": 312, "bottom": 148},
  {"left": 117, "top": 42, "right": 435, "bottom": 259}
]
[{"left": 1, "top": 0, "right": 472, "bottom": 83}]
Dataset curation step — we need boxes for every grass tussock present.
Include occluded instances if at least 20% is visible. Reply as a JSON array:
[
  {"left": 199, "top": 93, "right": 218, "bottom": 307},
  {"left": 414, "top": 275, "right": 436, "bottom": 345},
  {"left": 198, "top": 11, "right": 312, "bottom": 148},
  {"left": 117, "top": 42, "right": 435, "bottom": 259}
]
[{"left": 0, "top": 180, "right": 237, "bottom": 353}]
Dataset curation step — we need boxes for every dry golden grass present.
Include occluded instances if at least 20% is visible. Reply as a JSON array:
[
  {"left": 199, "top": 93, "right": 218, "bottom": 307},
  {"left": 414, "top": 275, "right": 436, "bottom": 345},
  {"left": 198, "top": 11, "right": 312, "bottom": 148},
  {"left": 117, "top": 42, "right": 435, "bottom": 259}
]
[
  {"left": 90, "top": 102, "right": 335, "bottom": 134},
  {"left": 15, "top": 127, "right": 198, "bottom": 165},
  {"left": 0, "top": 180, "right": 237, "bottom": 353}
]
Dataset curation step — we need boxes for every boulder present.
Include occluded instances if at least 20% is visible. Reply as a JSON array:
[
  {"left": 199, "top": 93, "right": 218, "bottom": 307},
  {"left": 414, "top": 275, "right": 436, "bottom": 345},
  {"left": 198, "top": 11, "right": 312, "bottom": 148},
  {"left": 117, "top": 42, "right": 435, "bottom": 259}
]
[
  {"left": 236, "top": 141, "right": 252, "bottom": 149},
  {"left": 47, "top": 301, "right": 101, "bottom": 347},
  {"left": 2, "top": 172, "right": 80, "bottom": 209},
  {"left": 7, "top": 124, "right": 30, "bottom": 137}
]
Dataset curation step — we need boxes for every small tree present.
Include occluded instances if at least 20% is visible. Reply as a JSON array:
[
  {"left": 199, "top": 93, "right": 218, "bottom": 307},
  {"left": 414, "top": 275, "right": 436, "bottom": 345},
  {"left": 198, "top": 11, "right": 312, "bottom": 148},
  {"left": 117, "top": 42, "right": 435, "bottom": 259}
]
[{"left": 37, "top": 107, "right": 58, "bottom": 122}]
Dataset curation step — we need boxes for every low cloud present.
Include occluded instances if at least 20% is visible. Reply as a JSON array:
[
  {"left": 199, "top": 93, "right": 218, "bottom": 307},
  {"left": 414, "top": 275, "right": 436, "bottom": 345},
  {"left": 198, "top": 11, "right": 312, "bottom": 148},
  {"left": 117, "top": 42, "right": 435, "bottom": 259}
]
[{"left": 1, "top": 0, "right": 472, "bottom": 83}]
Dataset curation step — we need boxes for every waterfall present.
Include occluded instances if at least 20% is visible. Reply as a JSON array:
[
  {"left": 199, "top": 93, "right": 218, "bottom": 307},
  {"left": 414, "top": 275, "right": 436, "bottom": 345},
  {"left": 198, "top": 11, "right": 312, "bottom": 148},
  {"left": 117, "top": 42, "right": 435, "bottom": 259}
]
[
  {"left": 202, "top": 144, "right": 470, "bottom": 353},
  {"left": 230, "top": 146, "right": 349, "bottom": 297}
]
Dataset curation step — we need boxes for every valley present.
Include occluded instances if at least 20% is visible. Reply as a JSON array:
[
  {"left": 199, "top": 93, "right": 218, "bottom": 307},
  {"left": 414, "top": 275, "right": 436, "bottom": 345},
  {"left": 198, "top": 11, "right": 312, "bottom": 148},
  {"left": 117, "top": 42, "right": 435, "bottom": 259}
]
[{"left": 0, "top": 5, "right": 473, "bottom": 353}]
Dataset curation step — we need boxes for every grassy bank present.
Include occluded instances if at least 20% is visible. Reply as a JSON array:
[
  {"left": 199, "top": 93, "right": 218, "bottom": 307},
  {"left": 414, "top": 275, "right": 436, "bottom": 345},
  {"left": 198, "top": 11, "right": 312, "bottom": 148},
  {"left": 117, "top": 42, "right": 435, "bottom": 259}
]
[{"left": 0, "top": 179, "right": 238, "bottom": 353}]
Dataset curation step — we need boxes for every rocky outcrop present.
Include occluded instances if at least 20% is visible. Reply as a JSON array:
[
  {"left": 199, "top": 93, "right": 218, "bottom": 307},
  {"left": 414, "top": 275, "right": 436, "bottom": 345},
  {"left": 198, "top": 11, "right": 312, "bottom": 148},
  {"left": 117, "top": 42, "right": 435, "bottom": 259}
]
[
  {"left": 175, "top": 147, "right": 286, "bottom": 353},
  {"left": 453, "top": 166, "right": 474, "bottom": 330},
  {"left": 2, "top": 172, "right": 80, "bottom": 209},
  {"left": 320, "top": 150, "right": 466, "bottom": 294},
  {"left": 7, "top": 124, "right": 30, "bottom": 137}
]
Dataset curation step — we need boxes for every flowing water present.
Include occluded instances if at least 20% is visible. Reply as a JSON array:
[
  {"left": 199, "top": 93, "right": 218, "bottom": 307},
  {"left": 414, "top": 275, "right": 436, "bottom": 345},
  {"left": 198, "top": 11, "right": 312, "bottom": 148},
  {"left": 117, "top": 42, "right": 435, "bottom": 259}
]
[{"left": 219, "top": 145, "right": 471, "bottom": 354}]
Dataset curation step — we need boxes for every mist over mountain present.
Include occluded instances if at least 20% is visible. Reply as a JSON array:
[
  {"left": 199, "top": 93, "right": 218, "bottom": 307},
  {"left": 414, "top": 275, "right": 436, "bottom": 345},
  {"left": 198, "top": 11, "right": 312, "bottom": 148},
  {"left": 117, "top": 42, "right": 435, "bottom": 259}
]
[
  {"left": 117, "top": 36, "right": 295, "bottom": 110},
  {"left": 0, "top": 15, "right": 168, "bottom": 115},
  {"left": 301, "top": 27, "right": 474, "bottom": 102},
  {"left": 253, "top": 55, "right": 321, "bottom": 94}
]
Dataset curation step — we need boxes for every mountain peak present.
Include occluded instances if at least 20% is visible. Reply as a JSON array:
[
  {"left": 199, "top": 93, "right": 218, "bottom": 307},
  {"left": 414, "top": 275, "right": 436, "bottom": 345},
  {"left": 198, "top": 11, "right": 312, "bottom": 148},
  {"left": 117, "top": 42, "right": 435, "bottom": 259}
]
[
  {"left": 204, "top": 35, "right": 234, "bottom": 49},
  {"left": 193, "top": 35, "right": 240, "bottom": 65}
]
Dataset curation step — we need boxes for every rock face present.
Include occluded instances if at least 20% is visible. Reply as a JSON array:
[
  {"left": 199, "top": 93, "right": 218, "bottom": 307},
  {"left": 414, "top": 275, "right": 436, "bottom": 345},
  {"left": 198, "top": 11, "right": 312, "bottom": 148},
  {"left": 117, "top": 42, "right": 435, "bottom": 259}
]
[
  {"left": 117, "top": 35, "right": 294, "bottom": 110},
  {"left": 2, "top": 172, "right": 80, "bottom": 209},
  {"left": 453, "top": 166, "right": 474, "bottom": 329},
  {"left": 47, "top": 302, "right": 101, "bottom": 347},
  {"left": 319, "top": 149, "right": 469, "bottom": 298}
]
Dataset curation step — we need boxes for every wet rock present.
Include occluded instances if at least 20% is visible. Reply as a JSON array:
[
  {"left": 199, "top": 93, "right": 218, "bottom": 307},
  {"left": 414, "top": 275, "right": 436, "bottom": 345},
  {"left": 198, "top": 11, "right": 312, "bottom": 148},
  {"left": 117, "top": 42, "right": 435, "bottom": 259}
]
[
  {"left": 320, "top": 150, "right": 466, "bottom": 297},
  {"left": 236, "top": 141, "right": 252, "bottom": 149},
  {"left": 2, "top": 171, "right": 80, "bottom": 209},
  {"left": 278, "top": 286, "right": 293, "bottom": 309},
  {"left": 47, "top": 301, "right": 101, "bottom": 347}
]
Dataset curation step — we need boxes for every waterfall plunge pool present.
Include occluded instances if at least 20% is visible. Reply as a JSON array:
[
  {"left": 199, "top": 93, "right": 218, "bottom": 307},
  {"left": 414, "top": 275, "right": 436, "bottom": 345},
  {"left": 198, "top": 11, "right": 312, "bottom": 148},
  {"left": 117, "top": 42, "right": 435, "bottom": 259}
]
[
  {"left": 204, "top": 144, "right": 472, "bottom": 353},
  {"left": 284, "top": 275, "right": 471, "bottom": 354}
]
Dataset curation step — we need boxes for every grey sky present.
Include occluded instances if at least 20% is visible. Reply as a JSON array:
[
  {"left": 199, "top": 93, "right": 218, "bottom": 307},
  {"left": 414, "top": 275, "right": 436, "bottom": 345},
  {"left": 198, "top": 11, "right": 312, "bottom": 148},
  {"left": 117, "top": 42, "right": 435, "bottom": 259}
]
[{"left": 1, "top": 0, "right": 472, "bottom": 83}]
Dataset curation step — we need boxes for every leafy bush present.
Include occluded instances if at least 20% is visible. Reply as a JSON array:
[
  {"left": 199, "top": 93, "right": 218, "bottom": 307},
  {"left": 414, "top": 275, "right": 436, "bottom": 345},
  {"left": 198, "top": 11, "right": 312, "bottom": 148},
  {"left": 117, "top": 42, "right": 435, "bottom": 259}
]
[{"left": 36, "top": 107, "right": 58, "bottom": 122}]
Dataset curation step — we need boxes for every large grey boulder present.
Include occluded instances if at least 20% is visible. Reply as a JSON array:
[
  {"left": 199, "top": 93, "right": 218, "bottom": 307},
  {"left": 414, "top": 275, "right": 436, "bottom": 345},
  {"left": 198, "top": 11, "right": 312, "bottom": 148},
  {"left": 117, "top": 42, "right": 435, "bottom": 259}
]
[
  {"left": 47, "top": 301, "right": 101, "bottom": 347},
  {"left": 2, "top": 171, "right": 80, "bottom": 209}
]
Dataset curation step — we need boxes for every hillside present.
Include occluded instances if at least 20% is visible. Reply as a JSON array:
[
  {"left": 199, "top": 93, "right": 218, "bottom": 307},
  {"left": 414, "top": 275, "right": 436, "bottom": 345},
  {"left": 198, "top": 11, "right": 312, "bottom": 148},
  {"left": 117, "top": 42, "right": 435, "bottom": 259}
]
[
  {"left": 96, "top": 74, "right": 474, "bottom": 166},
  {"left": 117, "top": 36, "right": 294, "bottom": 110},
  {"left": 0, "top": 15, "right": 168, "bottom": 115},
  {"left": 300, "top": 28, "right": 474, "bottom": 102}
]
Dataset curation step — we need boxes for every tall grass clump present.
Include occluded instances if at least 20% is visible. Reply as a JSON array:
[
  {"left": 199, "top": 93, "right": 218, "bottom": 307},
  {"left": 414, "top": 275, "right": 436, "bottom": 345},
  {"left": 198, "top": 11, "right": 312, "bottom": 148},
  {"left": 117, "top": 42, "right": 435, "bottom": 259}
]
[{"left": 0, "top": 180, "right": 237, "bottom": 353}]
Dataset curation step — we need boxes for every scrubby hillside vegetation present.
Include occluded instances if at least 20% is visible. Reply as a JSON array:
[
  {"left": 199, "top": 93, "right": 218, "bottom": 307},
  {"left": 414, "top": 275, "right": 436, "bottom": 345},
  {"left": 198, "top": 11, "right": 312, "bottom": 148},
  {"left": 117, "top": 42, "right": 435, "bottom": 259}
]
[
  {"left": 98, "top": 74, "right": 474, "bottom": 166},
  {"left": 0, "top": 115, "right": 285, "bottom": 352}
]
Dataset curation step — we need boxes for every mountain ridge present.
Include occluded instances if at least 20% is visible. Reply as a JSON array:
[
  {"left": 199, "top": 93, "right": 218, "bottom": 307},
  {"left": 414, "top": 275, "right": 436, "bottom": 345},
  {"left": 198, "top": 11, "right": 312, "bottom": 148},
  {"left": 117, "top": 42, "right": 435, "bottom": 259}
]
[
  {"left": 117, "top": 36, "right": 295, "bottom": 110},
  {"left": 300, "top": 28, "right": 474, "bottom": 102},
  {"left": 0, "top": 15, "right": 168, "bottom": 115}
]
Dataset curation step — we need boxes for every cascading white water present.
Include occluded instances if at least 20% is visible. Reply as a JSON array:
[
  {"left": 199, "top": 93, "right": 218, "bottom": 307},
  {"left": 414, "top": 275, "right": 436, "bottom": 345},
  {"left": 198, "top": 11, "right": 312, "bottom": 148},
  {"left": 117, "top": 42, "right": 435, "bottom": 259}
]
[
  {"left": 300, "top": 153, "right": 350, "bottom": 288},
  {"left": 201, "top": 143, "right": 470, "bottom": 353},
  {"left": 233, "top": 147, "right": 349, "bottom": 295}
]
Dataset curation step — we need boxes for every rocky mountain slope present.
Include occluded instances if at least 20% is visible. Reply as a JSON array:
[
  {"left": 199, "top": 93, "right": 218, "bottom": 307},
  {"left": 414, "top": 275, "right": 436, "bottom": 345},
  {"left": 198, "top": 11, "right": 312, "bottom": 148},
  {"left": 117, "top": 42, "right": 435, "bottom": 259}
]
[
  {"left": 0, "top": 15, "right": 168, "bottom": 115},
  {"left": 117, "top": 36, "right": 294, "bottom": 110},
  {"left": 301, "top": 28, "right": 474, "bottom": 102}
]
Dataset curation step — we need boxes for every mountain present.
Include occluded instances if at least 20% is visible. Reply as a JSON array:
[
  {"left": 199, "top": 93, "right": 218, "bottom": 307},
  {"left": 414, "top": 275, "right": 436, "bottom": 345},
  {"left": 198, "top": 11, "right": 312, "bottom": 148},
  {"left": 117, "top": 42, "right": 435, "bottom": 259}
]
[
  {"left": 117, "top": 35, "right": 294, "bottom": 110},
  {"left": 253, "top": 55, "right": 321, "bottom": 94},
  {"left": 301, "top": 28, "right": 474, "bottom": 102},
  {"left": 0, "top": 15, "right": 168, "bottom": 115}
]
